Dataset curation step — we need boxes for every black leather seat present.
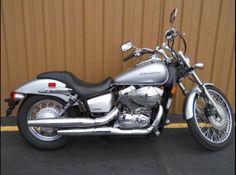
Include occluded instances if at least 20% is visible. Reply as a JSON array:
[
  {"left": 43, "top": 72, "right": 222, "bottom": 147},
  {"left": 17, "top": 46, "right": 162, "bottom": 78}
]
[{"left": 37, "top": 71, "right": 113, "bottom": 99}]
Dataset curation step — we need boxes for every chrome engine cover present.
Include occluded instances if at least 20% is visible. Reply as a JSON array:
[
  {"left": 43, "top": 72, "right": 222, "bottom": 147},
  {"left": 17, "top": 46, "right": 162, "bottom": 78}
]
[
  {"left": 124, "top": 86, "right": 163, "bottom": 108},
  {"left": 114, "top": 113, "right": 150, "bottom": 129},
  {"left": 116, "top": 86, "right": 163, "bottom": 129}
]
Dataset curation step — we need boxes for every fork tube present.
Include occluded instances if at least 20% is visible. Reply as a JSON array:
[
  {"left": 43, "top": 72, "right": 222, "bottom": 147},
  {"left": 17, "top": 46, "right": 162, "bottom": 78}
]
[
  {"left": 190, "top": 71, "right": 203, "bottom": 86},
  {"left": 178, "top": 81, "right": 188, "bottom": 95},
  {"left": 190, "top": 71, "right": 222, "bottom": 117}
]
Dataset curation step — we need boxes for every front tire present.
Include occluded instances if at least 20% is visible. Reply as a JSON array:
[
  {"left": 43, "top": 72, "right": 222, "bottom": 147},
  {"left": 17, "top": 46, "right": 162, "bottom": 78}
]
[
  {"left": 186, "top": 85, "right": 233, "bottom": 151},
  {"left": 17, "top": 95, "right": 71, "bottom": 150}
]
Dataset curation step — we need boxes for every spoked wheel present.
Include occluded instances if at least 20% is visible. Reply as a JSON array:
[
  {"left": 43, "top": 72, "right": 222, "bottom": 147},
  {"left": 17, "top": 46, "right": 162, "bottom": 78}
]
[
  {"left": 27, "top": 99, "right": 63, "bottom": 141},
  {"left": 187, "top": 85, "right": 233, "bottom": 150},
  {"left": 17, "top": 95, "right": 72, "bottom": 150}
]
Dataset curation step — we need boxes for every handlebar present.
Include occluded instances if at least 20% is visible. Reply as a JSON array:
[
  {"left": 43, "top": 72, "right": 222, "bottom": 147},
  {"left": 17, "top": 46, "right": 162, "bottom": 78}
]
[
  {"left": 123, "top": 48, "right": 155, "bottom": 62},
  {"left": 165, "top": 28, "right": 187, "bottom": 55},
  {"left": 123, "top": 52, "right": 135, "bottom": 61},
  {"left": 122, "top": 28, "right": 187, "bottom": 62}
]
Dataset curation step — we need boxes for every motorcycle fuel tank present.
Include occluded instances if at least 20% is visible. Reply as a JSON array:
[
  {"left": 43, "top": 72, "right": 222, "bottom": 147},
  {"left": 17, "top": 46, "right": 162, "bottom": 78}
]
[{"left": 114, "top": 61, "right": 169, "bottom": 85}]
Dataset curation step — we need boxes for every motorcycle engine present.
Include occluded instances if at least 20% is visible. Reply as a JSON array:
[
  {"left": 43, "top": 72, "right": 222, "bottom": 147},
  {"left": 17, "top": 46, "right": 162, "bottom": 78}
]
[{"left": 115, "top": 86, "right": 163, "bottom": 129}]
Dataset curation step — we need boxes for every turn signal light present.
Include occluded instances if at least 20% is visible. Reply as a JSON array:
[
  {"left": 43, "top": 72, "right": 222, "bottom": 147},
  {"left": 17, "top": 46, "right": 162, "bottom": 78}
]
[{"left": 171, "top": 86, "right": 177, "bottom": 94}]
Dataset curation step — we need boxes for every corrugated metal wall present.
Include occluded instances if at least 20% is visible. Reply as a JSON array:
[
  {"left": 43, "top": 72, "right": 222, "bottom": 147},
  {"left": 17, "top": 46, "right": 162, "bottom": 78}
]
[{"left": 1, "top": 0, "right": 235, "bottom": 116}]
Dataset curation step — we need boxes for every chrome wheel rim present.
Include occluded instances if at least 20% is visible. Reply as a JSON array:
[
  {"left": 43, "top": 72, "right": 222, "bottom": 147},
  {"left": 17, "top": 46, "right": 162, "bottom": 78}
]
[
  {"left": 27, "top": 99, "right": 63, "bottom": 141},
  {"left": 194, "top": 89, "right": 232, "bottom": 144}
]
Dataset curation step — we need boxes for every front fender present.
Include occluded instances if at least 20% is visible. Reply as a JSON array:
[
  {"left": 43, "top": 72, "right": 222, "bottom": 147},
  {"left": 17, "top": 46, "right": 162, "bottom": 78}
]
[
  {"left": 183, "top": 83, "right": 214, "bottom": 120},
  {"left": 15, "top": 79, "right": 70, "bottom": 102}
]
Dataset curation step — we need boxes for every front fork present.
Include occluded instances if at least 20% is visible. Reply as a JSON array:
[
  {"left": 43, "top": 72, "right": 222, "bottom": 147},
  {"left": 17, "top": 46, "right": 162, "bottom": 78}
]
[
  {"left": 178, "top": 71, "right": 222, "bottom": 119},
  {"left": 177, "top": 51, "right": 222, "bottom": 119}
]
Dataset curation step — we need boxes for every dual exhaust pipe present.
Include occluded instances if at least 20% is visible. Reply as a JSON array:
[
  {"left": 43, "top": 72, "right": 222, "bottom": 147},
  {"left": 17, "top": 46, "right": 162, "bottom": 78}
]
[
  {"left": 28, "top": 107, "right": 119, "bottom": 128},
  {"left": 28, "top": 106, "right": 163, "bottom": 136}
]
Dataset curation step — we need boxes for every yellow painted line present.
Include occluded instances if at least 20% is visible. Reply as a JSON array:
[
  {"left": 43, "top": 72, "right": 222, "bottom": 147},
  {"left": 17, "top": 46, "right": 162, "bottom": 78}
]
[
  {"left": 165, "top": 123, "right": 209, "bottom": 128},
  {"left": 164, "top": 123, "right": 188, "bottom": 128},
  {"left": 165, "top": 123, "right": 236, "bottom": 128},
  {"left": 164, "top": 122, "right": 211, "bottom": 128},
  {"left": 1, "top": 126, "right": 18, "bottom": 132}
]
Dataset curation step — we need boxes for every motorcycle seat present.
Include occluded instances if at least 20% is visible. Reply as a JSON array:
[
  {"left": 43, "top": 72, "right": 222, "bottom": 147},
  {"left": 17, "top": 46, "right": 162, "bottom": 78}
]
[{"left": 37, "top": 71, "right": 113, "bottom": 99}]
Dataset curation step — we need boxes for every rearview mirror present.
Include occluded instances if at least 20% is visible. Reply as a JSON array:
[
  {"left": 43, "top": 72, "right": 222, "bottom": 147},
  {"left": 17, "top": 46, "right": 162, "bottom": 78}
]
[
  {"left": 121, "top": 41, "right": 133, "bottom": 52},
  {"left": 169, "top": 9, "right": 177, "bottom": 24}
]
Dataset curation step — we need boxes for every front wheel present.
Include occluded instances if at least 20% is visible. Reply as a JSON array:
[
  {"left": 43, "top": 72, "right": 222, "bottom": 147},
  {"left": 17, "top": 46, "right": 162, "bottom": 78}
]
[{"left": 187, "top": 85, "right": 233, "bottom": 151}]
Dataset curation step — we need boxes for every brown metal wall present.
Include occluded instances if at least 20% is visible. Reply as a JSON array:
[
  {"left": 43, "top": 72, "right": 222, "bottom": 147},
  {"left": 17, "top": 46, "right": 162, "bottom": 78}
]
[{"left": 1, "top": 0, "right": 235, "bottom": 116}]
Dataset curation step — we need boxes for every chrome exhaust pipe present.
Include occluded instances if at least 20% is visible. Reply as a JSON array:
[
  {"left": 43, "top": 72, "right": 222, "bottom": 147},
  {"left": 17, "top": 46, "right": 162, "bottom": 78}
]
[
  {"left": 27, "top": 107, "right": 119, "bottom": 127},
  {"left": 58, "top": 127, "right": 151, "bottom": 136},
  {"left": 57, "top": 105, "right": 163, "bottom": 136}
]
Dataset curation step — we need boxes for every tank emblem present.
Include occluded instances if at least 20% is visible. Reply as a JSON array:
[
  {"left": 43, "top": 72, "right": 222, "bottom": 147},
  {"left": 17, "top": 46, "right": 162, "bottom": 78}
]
[{"left": 140, "top": 72, "right": 160, "bottom": 75}]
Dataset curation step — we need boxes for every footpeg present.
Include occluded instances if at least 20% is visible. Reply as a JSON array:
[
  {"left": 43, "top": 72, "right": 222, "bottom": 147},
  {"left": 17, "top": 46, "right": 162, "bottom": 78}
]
[{"left": 165, "top": 119, "right": 170, "bottom": 125}]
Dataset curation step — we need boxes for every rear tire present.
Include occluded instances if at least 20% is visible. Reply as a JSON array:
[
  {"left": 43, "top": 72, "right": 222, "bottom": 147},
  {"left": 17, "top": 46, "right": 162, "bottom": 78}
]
[
  {"left": 17, "top": 95, "right": 72, "bottom": 150},
  {"left": 186, "top": 85, "right": 233, "bottom": 151}
]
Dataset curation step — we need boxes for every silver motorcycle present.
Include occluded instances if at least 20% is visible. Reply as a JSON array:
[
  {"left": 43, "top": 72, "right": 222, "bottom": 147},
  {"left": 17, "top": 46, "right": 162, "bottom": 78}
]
[{"left": 5, "top": 9, "right": 233, "bottom": 150}]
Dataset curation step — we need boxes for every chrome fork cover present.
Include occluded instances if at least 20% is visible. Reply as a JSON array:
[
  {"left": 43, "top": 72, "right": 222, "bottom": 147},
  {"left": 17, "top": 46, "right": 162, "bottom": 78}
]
[{"left": 184, "top": 83, "right": 214, "bottom": 120}]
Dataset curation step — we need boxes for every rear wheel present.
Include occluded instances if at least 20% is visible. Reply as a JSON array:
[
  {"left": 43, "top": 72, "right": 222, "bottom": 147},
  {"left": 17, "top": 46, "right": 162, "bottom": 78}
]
[
  {"left": 17, "top": 95, "right": 73, "bottom": 150},
  {"left": 187, "top": 85, "right": 233, "bottom": 151}
]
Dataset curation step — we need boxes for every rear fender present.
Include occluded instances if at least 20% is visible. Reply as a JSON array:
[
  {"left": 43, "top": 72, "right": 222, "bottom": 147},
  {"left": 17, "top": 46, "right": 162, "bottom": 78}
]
[
  {"left": 183, "top": 83, "right": 214, "bottom": 120},
  {"left": 15, "top": 79, "right": 71, "bottom": 102}
]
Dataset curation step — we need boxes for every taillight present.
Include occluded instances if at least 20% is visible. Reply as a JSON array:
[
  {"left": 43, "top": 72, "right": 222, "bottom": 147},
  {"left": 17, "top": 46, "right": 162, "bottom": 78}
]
[
  {"left": 10, "top": 91, "right": 24, "bottom": 101},
  {"left": 10, "top": 91, "right": 16, "bottom": 99},
  {"left": 48, "top": 82, "right": 56, "bottom": 88}
]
